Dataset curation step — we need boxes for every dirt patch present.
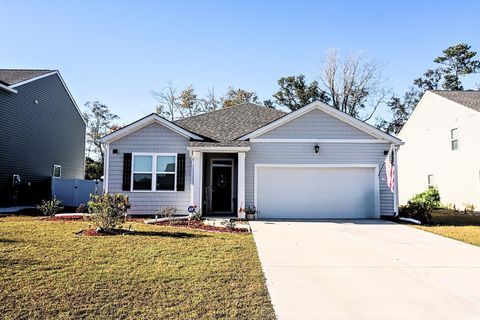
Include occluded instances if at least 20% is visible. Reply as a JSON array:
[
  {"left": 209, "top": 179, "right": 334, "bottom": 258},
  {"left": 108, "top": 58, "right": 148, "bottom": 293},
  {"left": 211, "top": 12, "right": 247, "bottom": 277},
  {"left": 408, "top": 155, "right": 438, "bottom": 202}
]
[{"left": 154, "top": 220, "right": 249, "bottom": 233}]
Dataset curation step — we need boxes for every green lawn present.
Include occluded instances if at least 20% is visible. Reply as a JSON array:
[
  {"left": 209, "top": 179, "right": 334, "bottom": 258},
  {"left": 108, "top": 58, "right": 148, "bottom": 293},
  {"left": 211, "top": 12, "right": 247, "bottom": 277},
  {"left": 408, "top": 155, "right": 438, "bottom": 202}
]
[
  {"left": 0, "top": 216, "right": 275, "bottom": 320},
  {"left": 414, "top": 210, "right": 480, "bottom": 247}
]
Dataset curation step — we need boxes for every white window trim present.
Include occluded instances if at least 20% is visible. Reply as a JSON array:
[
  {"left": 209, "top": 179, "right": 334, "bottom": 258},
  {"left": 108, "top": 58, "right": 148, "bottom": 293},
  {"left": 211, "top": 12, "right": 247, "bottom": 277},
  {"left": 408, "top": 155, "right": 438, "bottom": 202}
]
[
  {"left": 427, "top": 174, "right": 435, "bottom": 187},
  {"left": 450, "top": 128, "right": 459, "bottom": 151},
  {"left": 53, "top": 164, "right": 62, "bottom": 178},
  {"left": 131, "top": 152, "right": 177, "bottom": 192}
]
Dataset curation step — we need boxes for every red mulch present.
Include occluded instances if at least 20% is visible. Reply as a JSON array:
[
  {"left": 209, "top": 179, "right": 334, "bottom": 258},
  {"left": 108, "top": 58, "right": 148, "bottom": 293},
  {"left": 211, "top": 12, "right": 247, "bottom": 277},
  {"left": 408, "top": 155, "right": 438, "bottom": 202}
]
[
  {"left": 46, "top": 215, "right": 86, "bottom": 221},
  {"left": 153, "top": 220, "right": 249, "bottom": 233}
]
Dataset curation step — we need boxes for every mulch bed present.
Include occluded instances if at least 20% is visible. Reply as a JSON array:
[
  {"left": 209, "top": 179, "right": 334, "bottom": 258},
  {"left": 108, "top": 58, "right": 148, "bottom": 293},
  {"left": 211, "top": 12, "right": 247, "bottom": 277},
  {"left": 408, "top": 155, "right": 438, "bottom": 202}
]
[
  {"left": 46, "top": 215, "right": 86, "bottom": 221},
  {"left": 153, "top": 220, "right": 249, "bottom": 233}
]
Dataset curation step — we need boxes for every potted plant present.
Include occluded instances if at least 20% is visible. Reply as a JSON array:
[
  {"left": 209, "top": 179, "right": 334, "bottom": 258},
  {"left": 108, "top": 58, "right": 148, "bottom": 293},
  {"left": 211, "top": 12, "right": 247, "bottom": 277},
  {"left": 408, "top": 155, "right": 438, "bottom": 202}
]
[{"left": 244, "top": 206, "right": 258, "bottom": 220}]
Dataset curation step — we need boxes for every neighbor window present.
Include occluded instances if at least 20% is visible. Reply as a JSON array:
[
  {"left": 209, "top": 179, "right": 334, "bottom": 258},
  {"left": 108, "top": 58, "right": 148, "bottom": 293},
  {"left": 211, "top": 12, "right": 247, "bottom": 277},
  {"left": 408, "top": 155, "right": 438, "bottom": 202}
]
[
  {"left": 427, "top": 174, "right": 435, "bottom": 187},
  {"left": 132, "top": 154, "right": 176, "bottom": 191},
  {"left": 53, "top": 165, "right": 61, "bottom": 178},
  {"left": 451, "top": 128, "right": 458, "bottom": 150}
]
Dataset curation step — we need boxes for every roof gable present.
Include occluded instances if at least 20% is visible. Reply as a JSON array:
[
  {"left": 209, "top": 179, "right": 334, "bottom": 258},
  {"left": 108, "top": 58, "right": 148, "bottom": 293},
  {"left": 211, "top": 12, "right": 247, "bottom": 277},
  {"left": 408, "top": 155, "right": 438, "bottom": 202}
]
[
  {"left": 239, "top": 101, "right": 403, "bottom": 145},
  {"left": 100, "top": 113, "right": 204, "bottom": 143},
  {"left": 258, "top": 108, "right": 376, "bottom": 139}
]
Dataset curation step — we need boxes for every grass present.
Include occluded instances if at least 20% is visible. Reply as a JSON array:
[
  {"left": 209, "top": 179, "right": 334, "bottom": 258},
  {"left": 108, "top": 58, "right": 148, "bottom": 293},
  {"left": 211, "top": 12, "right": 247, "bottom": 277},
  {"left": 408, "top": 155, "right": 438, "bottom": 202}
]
[
  {"left": 413, "top": 209, "right": 480, "bottom": 247},
  {"left": 0, "top": 216, "right": 275, "bottom": 320}
]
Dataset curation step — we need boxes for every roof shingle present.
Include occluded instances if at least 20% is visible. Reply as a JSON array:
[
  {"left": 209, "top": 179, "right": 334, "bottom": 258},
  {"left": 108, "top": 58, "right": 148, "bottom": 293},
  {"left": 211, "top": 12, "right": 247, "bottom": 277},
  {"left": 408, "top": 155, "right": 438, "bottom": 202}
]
[
  {"left": 0, "top": 69, "right": 54, "bottom": 86},
  {"left": 432, "top": 90, "right": 480, "bottom": 112},
  {"left": 174, "top": 103, "right": 286, "bottom": 143}
]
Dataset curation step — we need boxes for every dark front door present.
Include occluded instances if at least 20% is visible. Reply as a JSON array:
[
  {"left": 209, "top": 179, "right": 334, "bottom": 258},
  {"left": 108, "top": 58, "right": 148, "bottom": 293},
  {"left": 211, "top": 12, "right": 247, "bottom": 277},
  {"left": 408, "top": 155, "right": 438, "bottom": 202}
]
[{"left": 211, "top": 162, "right": 233, "bottom": 213}]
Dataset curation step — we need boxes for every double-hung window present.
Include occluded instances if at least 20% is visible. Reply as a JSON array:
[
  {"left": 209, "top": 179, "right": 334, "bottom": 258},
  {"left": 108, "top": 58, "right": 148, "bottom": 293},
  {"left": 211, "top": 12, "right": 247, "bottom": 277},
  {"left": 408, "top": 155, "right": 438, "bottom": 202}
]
[
  {"left": 451, "top": 128, "right": 459, "bottom": 151},
  {"left": 132, "top": 154, "right": 176, "bottom": 191}
]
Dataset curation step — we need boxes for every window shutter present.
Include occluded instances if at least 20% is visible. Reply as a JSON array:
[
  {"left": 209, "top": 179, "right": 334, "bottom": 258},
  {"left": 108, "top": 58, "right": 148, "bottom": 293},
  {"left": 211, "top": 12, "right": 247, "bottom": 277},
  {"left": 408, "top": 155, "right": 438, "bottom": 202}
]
[
  {"left": 177, "top": 153, "right": 186, "bottom": 191},
  {"left": 122, "top": 153, "right": 132, "bottom": 191}
]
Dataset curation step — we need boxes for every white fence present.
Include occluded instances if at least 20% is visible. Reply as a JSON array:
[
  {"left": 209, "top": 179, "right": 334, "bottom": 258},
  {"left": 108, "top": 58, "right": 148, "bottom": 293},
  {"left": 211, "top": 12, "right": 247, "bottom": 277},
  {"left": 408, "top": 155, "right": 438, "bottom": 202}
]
[{"left": 51, "top": 178, "right": 103, "bottom": 207}]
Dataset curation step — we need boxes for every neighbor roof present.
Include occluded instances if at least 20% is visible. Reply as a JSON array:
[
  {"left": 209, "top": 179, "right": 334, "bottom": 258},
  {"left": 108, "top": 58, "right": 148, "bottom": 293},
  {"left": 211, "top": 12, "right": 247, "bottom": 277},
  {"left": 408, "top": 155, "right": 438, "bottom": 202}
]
[
  {"left": 174, "top": 103, "right": 286, "bottom": 143},
  {"left": 432, "top": 90, "right": 480, "bottom": 112},
  {"left": 0, "top": 69, "right": 54, "bottom": 86}
]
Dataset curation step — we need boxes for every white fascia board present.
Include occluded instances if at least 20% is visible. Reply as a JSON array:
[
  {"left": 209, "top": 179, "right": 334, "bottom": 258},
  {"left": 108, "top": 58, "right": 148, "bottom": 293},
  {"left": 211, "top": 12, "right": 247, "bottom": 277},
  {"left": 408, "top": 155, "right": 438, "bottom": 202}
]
[
  {"left": 100, "top": 114, "right": 204, "bottom": 143},
  {"left": 10, "top": 71, "right": 87, "bottom": 125},
  {"left": 186, "top": 146, "right": 250, "bottom": 153},
  {"left": 239, "top": 101, "right": 403, "bottom": 145},
  {"left": 0, "top": 83, "right": 17, "bottom": 93},
  {"left": 250, "top": 138, "right": 387, "bottom": 143}
]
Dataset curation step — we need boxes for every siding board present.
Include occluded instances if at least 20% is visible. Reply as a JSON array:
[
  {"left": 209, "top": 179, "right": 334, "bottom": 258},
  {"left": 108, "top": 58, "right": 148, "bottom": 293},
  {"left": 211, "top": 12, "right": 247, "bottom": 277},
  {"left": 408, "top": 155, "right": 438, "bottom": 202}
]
[
  {"left": 107, "top": 123, "right": 191, "bottom": 215},
  {"left": 0, "top": 74, "right": 85, "bottom": 206}
]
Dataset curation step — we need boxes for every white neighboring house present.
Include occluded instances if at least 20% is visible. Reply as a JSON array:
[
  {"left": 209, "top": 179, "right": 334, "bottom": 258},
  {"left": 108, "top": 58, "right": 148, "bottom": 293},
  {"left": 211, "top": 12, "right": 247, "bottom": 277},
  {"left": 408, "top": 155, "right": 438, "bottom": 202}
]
[{"left": 398, "top": 90, "right": 480, "bottom": 209}]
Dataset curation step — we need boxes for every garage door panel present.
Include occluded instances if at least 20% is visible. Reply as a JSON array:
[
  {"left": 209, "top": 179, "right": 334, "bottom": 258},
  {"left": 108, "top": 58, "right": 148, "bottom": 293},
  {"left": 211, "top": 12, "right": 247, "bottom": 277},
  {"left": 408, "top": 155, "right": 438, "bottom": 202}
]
[{"left": 256, "top": 167, "right": 375, "bottom": 219}]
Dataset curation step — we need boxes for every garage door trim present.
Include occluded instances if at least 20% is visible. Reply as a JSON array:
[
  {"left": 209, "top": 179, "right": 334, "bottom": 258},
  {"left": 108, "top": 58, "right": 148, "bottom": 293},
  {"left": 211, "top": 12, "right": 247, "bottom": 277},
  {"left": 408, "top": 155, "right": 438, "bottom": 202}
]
[{"left": 254, "top": 164, "right": 380, "bottom": 218}]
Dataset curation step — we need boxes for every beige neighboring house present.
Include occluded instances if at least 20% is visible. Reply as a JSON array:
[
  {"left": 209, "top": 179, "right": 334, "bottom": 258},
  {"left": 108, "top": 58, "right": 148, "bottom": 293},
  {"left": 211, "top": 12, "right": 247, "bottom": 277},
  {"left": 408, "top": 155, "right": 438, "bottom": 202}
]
[{"left": 398, "top": 90, "right": 480, "bottom": 209}]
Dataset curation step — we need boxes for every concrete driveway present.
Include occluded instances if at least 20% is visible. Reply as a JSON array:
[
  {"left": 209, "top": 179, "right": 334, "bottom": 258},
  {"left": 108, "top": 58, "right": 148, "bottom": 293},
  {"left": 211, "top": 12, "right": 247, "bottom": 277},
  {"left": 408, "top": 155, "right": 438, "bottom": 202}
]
[{"left": 250, "top": 220, "right": 480, "bottom": 320}]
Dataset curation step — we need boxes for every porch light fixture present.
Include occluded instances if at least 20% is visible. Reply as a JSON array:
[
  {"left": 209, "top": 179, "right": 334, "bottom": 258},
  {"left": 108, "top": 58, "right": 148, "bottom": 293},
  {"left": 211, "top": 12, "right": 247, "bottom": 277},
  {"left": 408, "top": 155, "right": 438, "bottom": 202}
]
[{"left": 314, "top": 145, "right": 320, "bottom": 154}]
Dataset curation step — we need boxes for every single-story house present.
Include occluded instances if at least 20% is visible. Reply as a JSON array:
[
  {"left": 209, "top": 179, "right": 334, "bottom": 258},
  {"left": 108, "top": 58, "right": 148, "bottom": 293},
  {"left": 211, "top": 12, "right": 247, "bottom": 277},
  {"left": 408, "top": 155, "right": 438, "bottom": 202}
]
[
  {"left": 100, "top": 101, "right": 403, "bottom": 219},
  {"left": 398, "top": 90, "right": 480, "bottom": 209}
]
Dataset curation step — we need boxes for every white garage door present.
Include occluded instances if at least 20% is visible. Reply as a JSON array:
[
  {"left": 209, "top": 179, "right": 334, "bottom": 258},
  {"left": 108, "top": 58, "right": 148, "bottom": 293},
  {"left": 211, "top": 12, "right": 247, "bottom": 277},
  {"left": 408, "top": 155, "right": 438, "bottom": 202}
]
[{"left": 256, "top": 166, "right": 376, "bottom": 219}]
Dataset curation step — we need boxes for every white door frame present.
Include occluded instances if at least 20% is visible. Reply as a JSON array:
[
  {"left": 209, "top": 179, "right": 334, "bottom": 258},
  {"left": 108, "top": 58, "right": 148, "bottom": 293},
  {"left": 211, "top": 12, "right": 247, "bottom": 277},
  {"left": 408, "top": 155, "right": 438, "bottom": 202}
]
[
  {"left": 210, "top": 158, "right": 234, "bottom": 214},
  {"left": 254, "top": 163, "right": 381, "bottom": 218}
]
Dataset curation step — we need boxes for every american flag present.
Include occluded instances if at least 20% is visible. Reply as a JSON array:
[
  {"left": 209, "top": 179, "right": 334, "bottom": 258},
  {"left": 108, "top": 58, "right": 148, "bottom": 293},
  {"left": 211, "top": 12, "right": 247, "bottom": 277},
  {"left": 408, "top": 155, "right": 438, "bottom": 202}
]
[{"left": 385, "top": 147, "right": 395, "bottom": 193}]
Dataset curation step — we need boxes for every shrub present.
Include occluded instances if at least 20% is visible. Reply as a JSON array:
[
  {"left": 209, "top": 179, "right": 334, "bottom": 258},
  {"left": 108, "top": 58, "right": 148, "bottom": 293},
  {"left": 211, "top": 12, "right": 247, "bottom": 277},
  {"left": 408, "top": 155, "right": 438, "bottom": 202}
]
[
  {"left": 188, "top": 210, "right": 202, "bottom": 221},
  {"left": 463, "top": 203, "right": 476, "bottom": 214},
  {"left": 37, "top": 197, "right": 63, "bottom": 216},
  {"left": 410, "top": 187, "right": 442, "bottom": 210},
  {"left": 156, "top": 207, "right": 177, "bottom": 220},
  {"left": 76, "top": 203, "right": 88, "bottom": 213},
  {"left": 221, "top": 219, "right": 237, "bottom": 230},
  {"left": 399, "top": 187, "right": 442, "bottom": 224},
  {"left": 87, "top": 193, "right": 129, "bottom": 231}
]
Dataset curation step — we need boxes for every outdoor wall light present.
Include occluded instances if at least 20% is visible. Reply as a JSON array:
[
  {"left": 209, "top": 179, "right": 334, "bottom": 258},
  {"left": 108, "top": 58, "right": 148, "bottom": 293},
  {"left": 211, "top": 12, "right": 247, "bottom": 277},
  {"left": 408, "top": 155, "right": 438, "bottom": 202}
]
[
  {"left": 112, "top": 149, "right": 118, "bottom": 154},
  {"left": 314, "top": 145, "right": 320, "bottom": 154}
]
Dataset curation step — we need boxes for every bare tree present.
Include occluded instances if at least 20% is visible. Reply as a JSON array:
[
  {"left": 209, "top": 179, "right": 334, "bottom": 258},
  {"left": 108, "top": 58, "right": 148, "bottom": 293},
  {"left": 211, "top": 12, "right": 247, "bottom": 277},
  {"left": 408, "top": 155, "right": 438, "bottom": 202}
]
[
  {"left": 199, "top": 87, "right": 221, "bottom": 112},
  {"left": 320, "top": 48, "right": 388, "bottom": 121},
  {"left": 151, "top": 81, "right": 179, "bottom": 121}
]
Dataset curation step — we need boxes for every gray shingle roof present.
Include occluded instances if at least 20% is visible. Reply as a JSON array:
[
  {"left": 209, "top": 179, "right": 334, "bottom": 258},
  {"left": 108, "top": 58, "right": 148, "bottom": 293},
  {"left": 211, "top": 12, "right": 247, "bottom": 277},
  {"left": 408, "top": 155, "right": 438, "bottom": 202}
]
[
  {"left": 432, "top": 90, "right": 480, "bottom": 112},
  {"left": 0, "top": 69, "right": 54, "bottom": 86},
  {"left": 174, "top": 103, "right": 287, "bottom": 143}
]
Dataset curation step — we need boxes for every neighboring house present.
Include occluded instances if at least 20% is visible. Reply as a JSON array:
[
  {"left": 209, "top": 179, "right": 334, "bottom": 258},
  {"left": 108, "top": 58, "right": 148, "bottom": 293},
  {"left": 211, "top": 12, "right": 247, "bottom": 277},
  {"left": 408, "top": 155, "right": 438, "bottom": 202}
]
[
  {"left": 398, "top": 90, "right": 480, "bottom": 209},
  {"left": 0, "top": 69, "right": 86, "bottom": 207},
  {"left": 100, "top": 101, "right": 402, "bottom": 218}
]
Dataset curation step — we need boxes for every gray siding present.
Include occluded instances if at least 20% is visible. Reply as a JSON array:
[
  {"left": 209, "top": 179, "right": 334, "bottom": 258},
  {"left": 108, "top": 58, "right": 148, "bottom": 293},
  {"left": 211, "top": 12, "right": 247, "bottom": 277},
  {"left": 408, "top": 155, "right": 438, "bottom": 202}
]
[
  {"left": 108, "top": 123, "right": 191, "bottom": 215},
  {"left": 245, "top": 143, "right": 394, "bottom": 215},
  {"left": 0, "top": 74, "right": 85, "bottom": 206},
  {"left": 259, "top": 109, "right": 375, "bottom": 139}
]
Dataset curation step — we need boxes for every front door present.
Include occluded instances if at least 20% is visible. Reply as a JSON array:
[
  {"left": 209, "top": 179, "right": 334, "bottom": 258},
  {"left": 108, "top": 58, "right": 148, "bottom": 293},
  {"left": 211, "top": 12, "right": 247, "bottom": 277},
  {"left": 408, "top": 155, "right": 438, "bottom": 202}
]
[{"left": 211, "top": 160, "right": 233, "bottom": 213}]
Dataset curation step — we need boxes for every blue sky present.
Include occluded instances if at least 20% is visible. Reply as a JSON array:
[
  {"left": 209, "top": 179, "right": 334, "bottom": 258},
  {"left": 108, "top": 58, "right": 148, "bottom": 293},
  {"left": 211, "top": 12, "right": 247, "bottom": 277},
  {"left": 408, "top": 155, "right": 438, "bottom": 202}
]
[{"left": 2, "top": 0, "right": 479, "bottom": 124}]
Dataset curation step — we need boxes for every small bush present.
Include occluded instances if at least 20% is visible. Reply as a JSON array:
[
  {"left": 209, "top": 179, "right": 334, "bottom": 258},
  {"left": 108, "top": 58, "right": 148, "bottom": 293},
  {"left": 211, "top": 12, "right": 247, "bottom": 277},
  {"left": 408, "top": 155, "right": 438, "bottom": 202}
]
[
  {"left": 399, "top": 187, "right": 442, "bottom": 224},
  {"left": 410, "top": 187, "right": 442, "bottom": 210},
  {"left": 37, "top": 197, "right": 63, "bottom": 216},
  {"left": 464, "top": 203, "right": 476, "bottom": 214},
  {"left": 188, "top": 210, "right": 202, "bottom": 221},
  {"left": 221, "top": 219, "right": 237, "bottom": 230},
  {"left": 156, "top": 207, "right": 177, "bottom": 221},
  {"left": 88, "top": 194, "right": 129, "bottom": 231},
  {"left": 76, "top": 203, "right": 88, "bottom": 213}
]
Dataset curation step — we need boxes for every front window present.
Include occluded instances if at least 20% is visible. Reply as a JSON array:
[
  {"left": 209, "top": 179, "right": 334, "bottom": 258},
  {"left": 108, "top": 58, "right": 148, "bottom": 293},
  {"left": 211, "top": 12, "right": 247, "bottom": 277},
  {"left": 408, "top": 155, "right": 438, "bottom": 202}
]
[
  {"left": 132, "top": 154, "right": 176, "bottom": 191},
  {"left": 53, "top": 165, "right": 61, "bottom": 178},
  {"left": 451, "top": 128, "right": 458, "bottom": 150},
  {"left": 427, "top": 174, "right": 435, "bottom": 188}
]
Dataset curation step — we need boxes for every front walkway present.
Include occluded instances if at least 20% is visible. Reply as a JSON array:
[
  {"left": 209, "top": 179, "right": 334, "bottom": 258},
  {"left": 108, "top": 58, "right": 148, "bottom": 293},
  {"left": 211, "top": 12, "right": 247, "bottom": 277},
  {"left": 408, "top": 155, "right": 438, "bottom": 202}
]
[{"left": 250, "top": 220, "right": 480, "bottom": 320}]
